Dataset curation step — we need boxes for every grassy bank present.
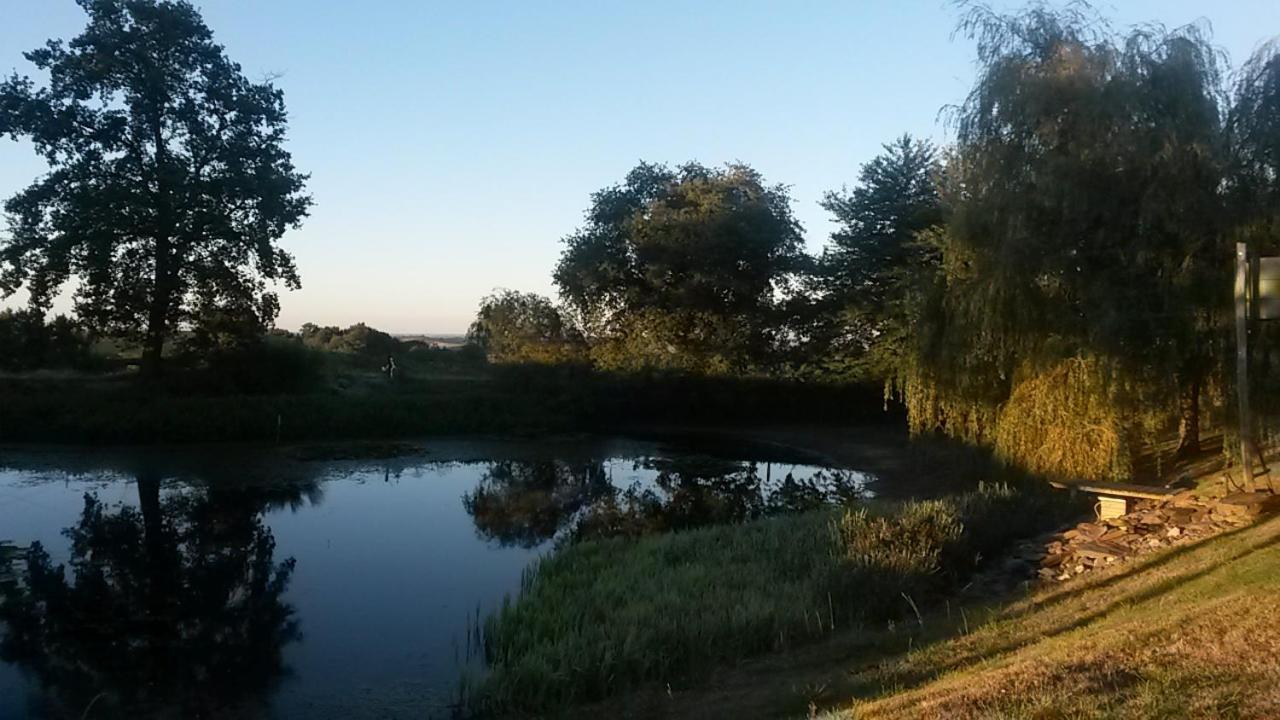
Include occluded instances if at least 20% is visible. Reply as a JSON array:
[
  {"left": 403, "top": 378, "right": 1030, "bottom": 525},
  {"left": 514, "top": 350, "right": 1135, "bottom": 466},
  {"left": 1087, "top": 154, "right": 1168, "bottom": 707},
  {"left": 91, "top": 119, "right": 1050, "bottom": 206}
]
[
  {"left": 557, "top": 501, "right": 1280, "bottom": 719},
  {"left": 824, "top": 513, "right": 1280, "bottom": 719},
  {"left": 465, "top": 482, "right": 1080, "bottom": 716},
  {"left": 0, "top": 364, "right": 887, "bottom": 444},
  {"left": 0, "top": 379, "right": 561, "bottom": 443}
]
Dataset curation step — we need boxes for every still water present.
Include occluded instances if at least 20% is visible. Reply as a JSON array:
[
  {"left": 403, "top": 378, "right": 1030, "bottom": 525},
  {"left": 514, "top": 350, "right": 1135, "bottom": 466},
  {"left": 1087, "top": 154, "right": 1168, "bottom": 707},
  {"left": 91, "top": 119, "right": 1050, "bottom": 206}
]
[{"left": 0, "top": 436, "right": 869, "bottom": 719}]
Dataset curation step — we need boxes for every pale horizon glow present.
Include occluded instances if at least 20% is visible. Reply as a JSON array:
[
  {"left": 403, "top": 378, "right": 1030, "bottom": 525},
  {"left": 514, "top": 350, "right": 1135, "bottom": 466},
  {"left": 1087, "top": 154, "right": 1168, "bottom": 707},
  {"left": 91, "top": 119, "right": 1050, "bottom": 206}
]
[{"left": 2, "top": 0, "right": 1277, "bottom": 334}]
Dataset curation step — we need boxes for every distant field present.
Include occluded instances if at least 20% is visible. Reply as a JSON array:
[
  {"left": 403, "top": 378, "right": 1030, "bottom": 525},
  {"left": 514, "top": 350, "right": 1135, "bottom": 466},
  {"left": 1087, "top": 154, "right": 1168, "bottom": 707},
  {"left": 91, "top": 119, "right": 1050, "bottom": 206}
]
[{"left": 394, "top": 334, "right": 467, "bottom": 348}]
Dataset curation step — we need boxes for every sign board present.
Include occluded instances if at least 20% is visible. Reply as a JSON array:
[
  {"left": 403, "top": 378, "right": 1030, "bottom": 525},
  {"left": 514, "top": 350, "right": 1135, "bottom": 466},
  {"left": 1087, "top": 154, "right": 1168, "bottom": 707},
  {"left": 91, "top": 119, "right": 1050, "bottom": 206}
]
[{"left": 1258, "top": 257, "right": 1280, "bottom": 320}]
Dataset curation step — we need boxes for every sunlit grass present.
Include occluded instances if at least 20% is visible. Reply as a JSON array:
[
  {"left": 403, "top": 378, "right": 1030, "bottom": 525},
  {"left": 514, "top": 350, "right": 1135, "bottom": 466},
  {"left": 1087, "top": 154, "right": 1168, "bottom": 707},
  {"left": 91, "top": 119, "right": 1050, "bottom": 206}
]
[
  {"left": 812, "top": 515, "right": 1280, "bottom": 720},
  {"left": 467, "top": 482, "right": 1076, "bottom": 715}
]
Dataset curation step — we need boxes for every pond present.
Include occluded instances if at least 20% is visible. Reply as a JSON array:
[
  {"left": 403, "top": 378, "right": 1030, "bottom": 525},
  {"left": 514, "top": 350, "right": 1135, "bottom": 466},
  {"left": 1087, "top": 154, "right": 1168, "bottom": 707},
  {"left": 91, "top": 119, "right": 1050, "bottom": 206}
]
[{"left": 0, "top": 435, "right": 872, "bottom": 719}]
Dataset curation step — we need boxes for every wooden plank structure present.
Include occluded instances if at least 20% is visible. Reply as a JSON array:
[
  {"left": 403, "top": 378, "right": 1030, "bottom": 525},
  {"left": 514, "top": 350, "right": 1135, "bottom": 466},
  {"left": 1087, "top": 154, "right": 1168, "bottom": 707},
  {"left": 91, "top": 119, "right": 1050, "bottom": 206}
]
[
  {"left": 1050, "top": 480, "right": 1181, "bottom": 520},
  {"left": 1237, "top": 242, "right": 1255, "bottom": 491}
]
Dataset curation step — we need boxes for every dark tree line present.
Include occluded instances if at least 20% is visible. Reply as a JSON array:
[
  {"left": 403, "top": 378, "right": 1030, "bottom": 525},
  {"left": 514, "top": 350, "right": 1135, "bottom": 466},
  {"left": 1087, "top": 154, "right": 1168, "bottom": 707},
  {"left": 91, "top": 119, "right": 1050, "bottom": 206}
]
[
  {"left": 471, "top": 145, "right": 943, "bottom": 381},
  {"left": 472, "top": 6, "right": 1280, "bottom": 480},
  {"left": 0, "top": 309, "right": 95, "bottom": 371},
  {"left": 3, "top": 2, "right": 1279, "bottom": 478}
]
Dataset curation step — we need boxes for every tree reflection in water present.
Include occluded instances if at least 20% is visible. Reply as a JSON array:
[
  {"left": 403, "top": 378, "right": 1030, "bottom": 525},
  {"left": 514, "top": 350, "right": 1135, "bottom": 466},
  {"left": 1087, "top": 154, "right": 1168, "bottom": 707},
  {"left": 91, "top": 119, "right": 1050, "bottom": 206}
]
[
  {"left": 463, "top": 461, "right": 613, "bottom": 548},
  {"left": 464, "top": 456, "right": 868, "bottom": 546},
  {"left": 0, "top": 474, "right": 309, "bottom": 719}
]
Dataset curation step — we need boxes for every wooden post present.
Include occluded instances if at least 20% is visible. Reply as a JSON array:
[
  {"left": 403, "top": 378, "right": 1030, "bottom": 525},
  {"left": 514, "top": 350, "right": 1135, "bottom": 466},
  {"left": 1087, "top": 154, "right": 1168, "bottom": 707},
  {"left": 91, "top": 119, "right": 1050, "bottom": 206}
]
[{"left": 1236, "top": 242, "right": 1255, "bottom": 492}]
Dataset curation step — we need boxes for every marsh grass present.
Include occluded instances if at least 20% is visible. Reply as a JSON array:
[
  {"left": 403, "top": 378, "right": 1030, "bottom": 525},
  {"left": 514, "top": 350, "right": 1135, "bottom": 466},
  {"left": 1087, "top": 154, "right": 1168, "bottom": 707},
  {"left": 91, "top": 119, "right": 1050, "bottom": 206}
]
[{"left": 467, "top": 481, "right": 1075, "bottom": 716}]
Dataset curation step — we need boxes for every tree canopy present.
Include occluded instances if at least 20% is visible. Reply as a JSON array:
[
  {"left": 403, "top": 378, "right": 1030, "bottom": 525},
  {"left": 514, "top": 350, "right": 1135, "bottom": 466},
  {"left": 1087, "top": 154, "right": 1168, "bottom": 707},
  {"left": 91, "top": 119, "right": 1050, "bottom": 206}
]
[
  {"left": 467, "top": 290, "right": 586, "bottom": 365},
  {"left": 894, "top": 4, "right": 1233, "bottom": 477},
  {"left": 815, "top": 135, "right": 944, "bottom": 378},
  {"left": 0, "top": 0, "right": 311, "bottom": 375},
  {"left": 1227, "top": 42, "right": 1280, "bottom": 248},
  {"left": 554, "top": 162, "right": 804, "bottom": 374}
]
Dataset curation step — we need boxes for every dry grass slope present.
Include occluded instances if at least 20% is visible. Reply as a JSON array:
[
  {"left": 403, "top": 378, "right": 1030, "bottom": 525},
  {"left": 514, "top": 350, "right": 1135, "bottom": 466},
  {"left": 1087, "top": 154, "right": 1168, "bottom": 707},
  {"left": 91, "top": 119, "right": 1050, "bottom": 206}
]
[{"left": 822, "top": 514, "right": 1280, "bottom": 720}]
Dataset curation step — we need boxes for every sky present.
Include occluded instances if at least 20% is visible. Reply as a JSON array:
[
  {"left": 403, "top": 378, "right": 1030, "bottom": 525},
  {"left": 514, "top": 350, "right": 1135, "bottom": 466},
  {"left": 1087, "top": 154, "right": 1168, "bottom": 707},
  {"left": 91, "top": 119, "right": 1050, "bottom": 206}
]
[{"left": 1, "top": 1, "right": 1278, "bottom": 334}]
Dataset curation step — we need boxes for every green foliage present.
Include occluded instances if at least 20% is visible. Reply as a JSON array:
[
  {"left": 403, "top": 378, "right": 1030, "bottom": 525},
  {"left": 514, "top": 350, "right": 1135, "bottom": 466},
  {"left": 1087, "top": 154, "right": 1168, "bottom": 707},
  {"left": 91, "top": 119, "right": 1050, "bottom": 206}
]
[
  {"left": 0, "top": 351, "right": 884, "bottom": 443},
  {"left": 181, "top": 297, "right": 273, "bottom": 358},
  {"left": 1227, "top": 45, "right": 1280, "bottom": 427},
  {"left": 299, "top": 322, "right": 402, "bottom": 357},
  {"left": 467, "top": 289, "right": 586, "bottom": 364},
  {"left": 586, "top": 307, "right": 759, "bottom": 375},
  {"left": 991, "top": 356, "right": 1136, "bottom": 481},
  {"left": 469, "top": 481, "right": 1076, "bottom": 715},
  {"left": 0, "top": 381, "right": 561, "bottom": 443},
  {"left": 183, "top": 333, "right": 328, "bottom": 395},
  {"left": 554, "top": 162, "right": 805, "bottom": 373},
  {"left": 0, "top": 0, "right": 311, "bottom": 374},
  {"left": 814, "top": 135, "right": 944, "bottom": 380},
  {"left": 893, "top": 5, "right": 1233, "bottom": 477},
  {"left": 1226, "top": 42, "right": 1280, "bottom": 234},
  {"left": 0, "top": 309, "right": 95, "bottom": 371}
]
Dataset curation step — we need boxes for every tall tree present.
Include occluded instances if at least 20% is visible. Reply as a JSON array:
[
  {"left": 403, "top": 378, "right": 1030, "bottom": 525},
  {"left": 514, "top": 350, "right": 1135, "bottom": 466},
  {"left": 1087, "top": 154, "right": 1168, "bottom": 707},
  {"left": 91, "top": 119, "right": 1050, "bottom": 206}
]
[
  {"left": 818, "top": 135, "right": 943, "bottom": 378},
  {"left": 901, "top": 5, "right": 1228, "bottom": 475},
  {"left": 1227, "top": 44, "right": 1280, "bottom": 433},
  {"left": 554, "top": 162, "right": 804, "bottom": 373},
  {"left": 1227, "top": 43, "right": 1280, "bottom": 244},
  {"left": 0, "top": 0, "right": 311, "bottom": 376}
]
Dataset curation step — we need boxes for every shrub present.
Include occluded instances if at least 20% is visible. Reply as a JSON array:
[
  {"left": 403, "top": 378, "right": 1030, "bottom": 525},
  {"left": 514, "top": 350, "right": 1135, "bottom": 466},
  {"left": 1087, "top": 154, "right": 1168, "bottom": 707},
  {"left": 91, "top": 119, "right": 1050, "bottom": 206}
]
[
  {"left": 0, "top": 309, "right": 96, "bottom": 371},
  {"left": 299, "top": 322, "right": 402, "bottom": 357},
  {"left": 467, "top": 290, "right": 586, "bottom": 364}
]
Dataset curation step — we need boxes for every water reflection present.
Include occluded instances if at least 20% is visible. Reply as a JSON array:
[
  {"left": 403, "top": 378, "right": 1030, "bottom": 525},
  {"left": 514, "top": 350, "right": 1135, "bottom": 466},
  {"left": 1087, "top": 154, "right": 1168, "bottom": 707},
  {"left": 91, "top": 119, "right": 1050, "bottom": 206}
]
[
  {"left": 0, "top": 440, "right": 871, "bottom": 718},
  {"left": 0, "top": 474, "right": 308, "bottom": 719},
  {"left": 463, "top": 456, "right": 870, "bottom": 545},
  {"left": 463, "top": 461, "right": 613, "bottom": 548}
]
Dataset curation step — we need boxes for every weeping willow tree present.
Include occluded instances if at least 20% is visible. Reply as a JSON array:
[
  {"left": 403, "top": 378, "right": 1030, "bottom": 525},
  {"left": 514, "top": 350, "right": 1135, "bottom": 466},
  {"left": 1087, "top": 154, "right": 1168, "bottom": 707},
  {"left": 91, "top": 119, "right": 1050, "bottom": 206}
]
[
  {"left": 897, "top": 4, "right": 1231, "bottom": 480},
  {"left": 1228, "top": 43, "right": 1280, "bottom": 433}
]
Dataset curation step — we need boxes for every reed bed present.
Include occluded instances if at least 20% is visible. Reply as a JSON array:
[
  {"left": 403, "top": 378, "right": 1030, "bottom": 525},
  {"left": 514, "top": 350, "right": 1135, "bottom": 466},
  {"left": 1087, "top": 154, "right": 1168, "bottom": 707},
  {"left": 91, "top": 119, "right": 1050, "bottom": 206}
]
[{"left": 468, "top": 482, "right": 1074, "bottom": 715}]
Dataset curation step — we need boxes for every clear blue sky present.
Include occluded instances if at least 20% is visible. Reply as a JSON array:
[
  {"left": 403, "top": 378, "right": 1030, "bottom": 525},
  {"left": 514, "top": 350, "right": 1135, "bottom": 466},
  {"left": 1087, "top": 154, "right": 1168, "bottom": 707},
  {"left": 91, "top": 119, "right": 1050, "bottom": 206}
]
[{"left": 2, "top": 1, "right": 1277, "bottom": 333}]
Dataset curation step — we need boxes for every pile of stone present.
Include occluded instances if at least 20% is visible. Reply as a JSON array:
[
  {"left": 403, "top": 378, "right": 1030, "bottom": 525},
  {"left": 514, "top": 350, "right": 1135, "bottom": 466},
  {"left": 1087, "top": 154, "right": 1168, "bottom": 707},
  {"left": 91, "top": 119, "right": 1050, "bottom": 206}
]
[{"left": 1033, "top": 490, "right": 1280, "bottom": 582}]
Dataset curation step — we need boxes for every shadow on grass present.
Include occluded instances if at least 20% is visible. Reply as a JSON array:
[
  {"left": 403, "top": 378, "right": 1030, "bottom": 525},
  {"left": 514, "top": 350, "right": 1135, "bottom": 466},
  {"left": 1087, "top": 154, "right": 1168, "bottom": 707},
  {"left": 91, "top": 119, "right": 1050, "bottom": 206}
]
[{"left": 826, "top": 519, "right": 1280, "bottom": 709}]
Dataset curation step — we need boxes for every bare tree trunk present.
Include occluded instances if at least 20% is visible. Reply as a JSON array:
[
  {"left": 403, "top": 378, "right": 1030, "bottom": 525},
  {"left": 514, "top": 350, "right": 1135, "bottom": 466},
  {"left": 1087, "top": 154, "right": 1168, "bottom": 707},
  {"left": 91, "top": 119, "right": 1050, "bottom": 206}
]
[
  {"left": 1175, "top": 374, "right": 1201, "bottom": 460},
  {"left": 141, "top": 116, "right": 173, "bottom": 381},
  {"left": 140, "top": 241, "right": 172, "bottom": 380}
]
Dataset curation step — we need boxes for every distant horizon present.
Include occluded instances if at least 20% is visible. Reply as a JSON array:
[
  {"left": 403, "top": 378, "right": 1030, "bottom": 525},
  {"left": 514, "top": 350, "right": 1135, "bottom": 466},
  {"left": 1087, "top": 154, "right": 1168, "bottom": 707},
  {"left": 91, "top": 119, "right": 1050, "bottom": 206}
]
[{"left": 3, "top": 0, "right": 1278, "bottom": 334}]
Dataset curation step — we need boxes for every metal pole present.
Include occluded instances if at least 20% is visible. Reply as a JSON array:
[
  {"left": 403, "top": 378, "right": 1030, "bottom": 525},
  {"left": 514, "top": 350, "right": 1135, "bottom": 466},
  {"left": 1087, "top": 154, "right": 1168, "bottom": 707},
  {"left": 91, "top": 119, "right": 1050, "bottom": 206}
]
[{"left": 1236, "top": 242, "right": 1255, "bottom": 492}]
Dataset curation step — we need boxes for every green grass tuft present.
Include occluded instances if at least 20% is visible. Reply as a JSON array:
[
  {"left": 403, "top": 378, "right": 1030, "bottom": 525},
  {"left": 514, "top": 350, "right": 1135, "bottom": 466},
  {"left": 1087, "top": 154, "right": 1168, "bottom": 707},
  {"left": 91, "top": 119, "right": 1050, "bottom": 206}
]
[{"left": 467, "top": 482, "right": 1076, "bottom": 715}]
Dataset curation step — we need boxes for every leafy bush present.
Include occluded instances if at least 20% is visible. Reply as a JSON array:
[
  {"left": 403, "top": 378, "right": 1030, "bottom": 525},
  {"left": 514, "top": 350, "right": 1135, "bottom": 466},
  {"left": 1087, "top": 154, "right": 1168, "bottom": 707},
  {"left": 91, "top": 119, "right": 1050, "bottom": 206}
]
[
  {"left": 299, "top": 322, "right": 402, "bottom": 357},
  {"left": 467, "top": 290, "right": 586, "bottom": 364},
  {"left": 192, "top": 334, "right": 328, "bottom": 394},
  {"left": 0, "top": 309, "right": 96, "bottom": 371}
]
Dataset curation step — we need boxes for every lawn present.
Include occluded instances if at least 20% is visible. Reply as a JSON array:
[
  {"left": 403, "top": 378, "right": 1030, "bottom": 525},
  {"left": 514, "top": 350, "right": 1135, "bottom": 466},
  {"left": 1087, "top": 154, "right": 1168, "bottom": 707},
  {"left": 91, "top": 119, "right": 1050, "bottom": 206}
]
[{"left": 828, "top": 512, "right": 1280, "bottom": 719}]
